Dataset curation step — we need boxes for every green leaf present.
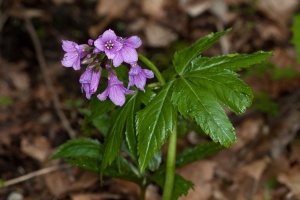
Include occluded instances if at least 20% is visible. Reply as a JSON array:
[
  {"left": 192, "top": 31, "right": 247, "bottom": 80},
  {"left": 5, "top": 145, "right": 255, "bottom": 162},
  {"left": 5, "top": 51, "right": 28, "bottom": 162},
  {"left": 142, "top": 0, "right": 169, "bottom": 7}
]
[
  {"left": 186, "top": 51, "right": 273, "bottom": 73},
  {"left": 136, "top": 82, "right": 176, "bottom": 172},
  {"left": 51, "top": 138, "right": 140, "bottom": 182},
  {"left": 81, "top": 95, "right": 115, "bottom": 135},
  {"left": 125, "top": 93, "right": 141, "bottom": 161},
  {"left": 184, "top": 68, "right": 252, "bottom": 114},
  {"left": 148, "top": 151, "right": 162, "bottom": 171},
  {"left": 291, "top": 13, "right": 300, "bottom": 63},
  {"left": 151, "top": 172, "right": 194, "bottom": 199},
  {"left": 176, "top": 142, "right": 222, "bottom": 168},
  {"left": 51, "top": 138, "right": 103, "bottom": 160},
  {"left": 101, "top": 93, "right": 139, "bottom": 171},
  {"left": 173, "top": 29, "right": 230, "bottom": 75},
  {"left": 171, "top": 78, "right": 236, "bottom": 147}
]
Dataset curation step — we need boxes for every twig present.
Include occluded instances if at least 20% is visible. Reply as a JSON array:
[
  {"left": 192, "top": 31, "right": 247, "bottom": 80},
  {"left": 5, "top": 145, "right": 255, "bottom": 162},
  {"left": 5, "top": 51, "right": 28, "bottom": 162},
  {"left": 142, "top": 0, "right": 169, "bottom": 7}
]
[
  {"left": 24, "top": 17, "right": 76, "bottom": 139},
  {"left": 1, "top": 164, "right": 71, "bottom": 187}
]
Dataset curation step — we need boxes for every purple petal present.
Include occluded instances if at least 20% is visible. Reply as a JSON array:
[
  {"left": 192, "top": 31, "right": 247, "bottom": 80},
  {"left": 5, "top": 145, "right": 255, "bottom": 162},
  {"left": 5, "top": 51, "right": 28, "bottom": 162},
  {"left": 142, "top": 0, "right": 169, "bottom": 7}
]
[
  {"left": 62, "top": 40, "right": 76, "bottom": 52},
  {"left": 73, "top": 57, "right": 81, "bottom": 70},
  {"left": 94, "top": 38, "right": 105, "bottom": 51},
  {"left": 109, "top": 85, "right": 126, "bottom": 106},
  {"left": 125, "top": 89, "right": 135, "bottom": 94},
  {"left": 90, "top": 70, "right": 101, "bottom": 93},
  {"left": 97, "top": 89, "right": 109, "bottom": 101},
  {"left": 105, "top": 49, "right": 117, "bottom": 59},
  {"left": 126, "top": 36, "right": 142, "bottom": 48},
  {"left": 93, "top": 47, "right": 102, "bottom": 54},
  {"left": 102, "top": 29, "right": 117, "bottom": 42},
  {"left": 134, "top": 74, "right": 147, "bottom": 91},
  {"left": 79, "top": 67, "right": 93, "bottom": 83},
  {"left": 61, "top": 52, "right": 77, "bottom": 67},
  {"left": 121, "top": 47, "right": 138, "bottom": 64},
  {"left": 112, "top": 52, "right": 124, "bottom": 67},
  {"left": 143, "top": 69, "right": 154, "bottom": 78}
]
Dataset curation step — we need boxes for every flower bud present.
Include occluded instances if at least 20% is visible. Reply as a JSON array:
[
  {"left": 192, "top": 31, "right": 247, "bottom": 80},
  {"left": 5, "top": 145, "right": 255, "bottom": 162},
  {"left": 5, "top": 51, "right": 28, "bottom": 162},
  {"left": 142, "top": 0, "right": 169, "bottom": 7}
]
[{"left": 81, "top": 57, "right": 94, "bottom": 65}]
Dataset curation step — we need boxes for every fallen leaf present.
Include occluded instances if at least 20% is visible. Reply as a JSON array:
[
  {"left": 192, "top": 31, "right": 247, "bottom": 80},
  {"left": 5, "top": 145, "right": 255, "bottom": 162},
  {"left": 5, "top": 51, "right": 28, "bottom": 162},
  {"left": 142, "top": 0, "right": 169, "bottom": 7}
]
[
  {"left": 177, "top": 160, "right": 215, "bottom": 200},
  {"left": 21, "top": 136, "right": 51, "bottom": 162},
  {"left": 240, "top": 157, "right": 270, "bottom": 181},
  {"left": 144, "top": 22, "right": 178, "bottom": 47},
  {"left": 96, "top": 0, "right": 131, "bottom": 17},
  {"left": 256, "top": 0, "right": 299, "bottom": 27},
  {"left": 278, "top": 165, "right": 300, "bottom": 198},
  {"left": 71, "top": 193, "right": 121, "bottom": 200},
  {"left": 142, "top": 0, "right": 166, "bottom": 18},
  {"left": 180, "top": 0, "right": 212, "bottom": 17}
]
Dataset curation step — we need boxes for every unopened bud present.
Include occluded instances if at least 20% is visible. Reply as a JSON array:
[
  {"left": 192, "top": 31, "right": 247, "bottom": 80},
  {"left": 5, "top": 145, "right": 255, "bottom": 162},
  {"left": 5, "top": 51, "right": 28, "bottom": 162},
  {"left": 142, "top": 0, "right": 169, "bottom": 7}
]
[{"left": 81, "top": 57, "right": 94, "bottom": 65}]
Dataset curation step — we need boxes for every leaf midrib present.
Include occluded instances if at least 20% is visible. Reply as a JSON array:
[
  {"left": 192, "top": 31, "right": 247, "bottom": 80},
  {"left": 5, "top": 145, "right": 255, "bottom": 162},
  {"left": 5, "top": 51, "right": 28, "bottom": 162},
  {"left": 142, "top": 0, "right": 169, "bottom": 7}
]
[{"left": 181, "top": 78, "right": 233, "bottom": 143}]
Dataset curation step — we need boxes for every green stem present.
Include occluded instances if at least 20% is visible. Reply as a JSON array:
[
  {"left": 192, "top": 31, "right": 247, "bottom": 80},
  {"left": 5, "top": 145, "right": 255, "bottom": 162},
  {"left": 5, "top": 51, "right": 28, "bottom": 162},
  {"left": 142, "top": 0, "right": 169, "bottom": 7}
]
[
  {"left": 140, "top": 185, "right": 146, "bottom": 200},
  {"left": 162, "top": 118, "right": 177, "bottom": 200},
  {"left": 138, "top": 53, "right": 166, "bottom": 86}
]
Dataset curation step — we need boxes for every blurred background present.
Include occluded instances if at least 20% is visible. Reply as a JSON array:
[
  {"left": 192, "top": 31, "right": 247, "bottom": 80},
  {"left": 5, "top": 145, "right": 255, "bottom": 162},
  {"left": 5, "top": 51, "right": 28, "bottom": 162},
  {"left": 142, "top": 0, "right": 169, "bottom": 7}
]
[{"left": 0, "top": 0, "right": 300, "bottom": 199}]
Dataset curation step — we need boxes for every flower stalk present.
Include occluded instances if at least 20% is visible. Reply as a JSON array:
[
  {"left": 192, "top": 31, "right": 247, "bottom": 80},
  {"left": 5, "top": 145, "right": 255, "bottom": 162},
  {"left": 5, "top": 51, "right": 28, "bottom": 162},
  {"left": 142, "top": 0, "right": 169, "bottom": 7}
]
[
  {"left": 138, "top": 53, "right": 166, "bottom": 86},
  {"left": 162, "top": 117, "right": 177, "bottom": 200}
]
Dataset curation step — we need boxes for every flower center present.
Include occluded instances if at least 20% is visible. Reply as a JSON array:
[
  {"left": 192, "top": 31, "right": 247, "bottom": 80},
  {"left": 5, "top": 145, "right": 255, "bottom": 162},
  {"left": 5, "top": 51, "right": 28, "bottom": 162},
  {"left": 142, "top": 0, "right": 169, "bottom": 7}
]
[{"left": 104, "top": 40, "right": 114, "bottom": 50}]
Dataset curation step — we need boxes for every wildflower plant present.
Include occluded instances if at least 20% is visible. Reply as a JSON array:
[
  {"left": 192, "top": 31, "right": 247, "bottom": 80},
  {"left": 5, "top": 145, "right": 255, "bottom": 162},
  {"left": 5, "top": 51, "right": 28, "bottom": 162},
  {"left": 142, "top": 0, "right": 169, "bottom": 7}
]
[{"left": 52, "top": 29, "right": 272, "bottom": 199}]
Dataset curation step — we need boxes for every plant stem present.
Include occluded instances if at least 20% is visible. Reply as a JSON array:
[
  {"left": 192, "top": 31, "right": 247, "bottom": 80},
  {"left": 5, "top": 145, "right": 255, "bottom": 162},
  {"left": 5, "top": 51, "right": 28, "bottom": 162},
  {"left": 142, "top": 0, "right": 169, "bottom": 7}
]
[
  {"left": 162, "top": 118, "right": 177, "bottom": 200},
  {"left": 138, "top": 53, "right": 166, "bottom": 86},
  {"left": 140, "top": 184, "right": 146, "bottom": 200}
]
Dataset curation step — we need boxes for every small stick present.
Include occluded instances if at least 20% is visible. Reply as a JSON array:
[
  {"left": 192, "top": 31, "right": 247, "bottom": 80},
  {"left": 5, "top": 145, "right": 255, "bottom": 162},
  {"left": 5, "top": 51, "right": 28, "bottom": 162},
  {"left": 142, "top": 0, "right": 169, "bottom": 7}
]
[
  {"left": 24, "top": 17, "right": 76, "bottom": 139},
  {"left": 1, "top": 164, "right": 70, "bottom": 187}
]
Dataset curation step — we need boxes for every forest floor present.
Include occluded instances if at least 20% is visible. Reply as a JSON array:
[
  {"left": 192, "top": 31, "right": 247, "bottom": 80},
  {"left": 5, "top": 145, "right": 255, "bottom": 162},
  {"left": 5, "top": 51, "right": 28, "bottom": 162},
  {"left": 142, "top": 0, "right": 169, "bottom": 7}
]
[{"left": 1, "top": 0, "right": 300, "bottom": 199}]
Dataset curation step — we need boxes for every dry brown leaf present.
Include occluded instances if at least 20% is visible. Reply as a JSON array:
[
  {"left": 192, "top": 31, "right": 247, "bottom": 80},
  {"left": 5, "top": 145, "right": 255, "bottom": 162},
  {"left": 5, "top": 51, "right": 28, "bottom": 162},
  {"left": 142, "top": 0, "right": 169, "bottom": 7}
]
[
  {"left": 177, "top": 160, "right": 215, "bottom": 200},
  {"left": 144, "top": 22, "right": 178, "bottom": 47},
  {"left": 291, "top": 140, "right": 300, "bottom": 163},
  {"left": 278, "top": 165, "right": 300, "bottom": 198},
  {"left": 145, "top": 184, "right": 161, "bottom": 200},
  {"left": 71, "top": 193, "right": 121, "bottom": 200},
  {"left": 96, "top": 0, "right": 131, "bottom": 18},
  {"left": 240, "top": 157, "right": 270, "bottom": 181},
  {"left": 110, "top": 179, "right": 140, "bottom": 199},
  {"left": 256, "top": 0, "right": 299, "bottom": 26},
  {"left": 232, "top": 117, "right": 265, "bottom": 151},
  {"left": 9, "top": 71, "right": 30, "bottom": 91},
  {"left": 44, "top": 169, "right": 72, "bottom": 197},
  {"left": 68, "top": 171, "right": 99, "bottom": 191},
  {"left": 180, "top": 0, "right": 212, "bottom": 17},
  {"left": 142, "top": 0, "right": 166, "bottom": 18},
  {"left": 21, "top": 136, "right": 52, "bottom": 162}
]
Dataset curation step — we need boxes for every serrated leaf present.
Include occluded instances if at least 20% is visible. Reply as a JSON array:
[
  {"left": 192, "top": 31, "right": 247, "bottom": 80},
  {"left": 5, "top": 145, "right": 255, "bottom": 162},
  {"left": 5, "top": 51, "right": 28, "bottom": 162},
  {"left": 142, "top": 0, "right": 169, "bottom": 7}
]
[
  {"left": 151, "top": 172, "right": 194, "bottom": 199},
  {"left": 173, "top": 29, "right": 230, "bottom": 75},
  {"left": 291, "top": 14, "right": 300, "bottom": 63},
  {"left": 184, "top": 68, "right": 252, "bottom": 114},
  {"left": 136, "top": 82, "right": 176, "bottom": 172},
  {"left": 176, "top": 142, "right": 222, "bottom": 168},
  {"left": 148, "top": 151, "right": 162, "bottom": 171},
  {"left": 51, "top": 138, "right": 103, "bottom": 160},
  {"left": 51, "top": 138, "right": 141, "bottom": 182},
  {"left": 171, "top": 78, "right": 236, "bottom": 147},
  {"left": 186, "top": 51, "right": 273, "bottom": 73},
  {"left": 81, "top": 95, "right": 115, "bottom": 135},
  {"left": 125, "top": 93, "right": 141, "bottom": 161},
  {"left": 101, "top": 93, "right": 139, "bottom": 171}
]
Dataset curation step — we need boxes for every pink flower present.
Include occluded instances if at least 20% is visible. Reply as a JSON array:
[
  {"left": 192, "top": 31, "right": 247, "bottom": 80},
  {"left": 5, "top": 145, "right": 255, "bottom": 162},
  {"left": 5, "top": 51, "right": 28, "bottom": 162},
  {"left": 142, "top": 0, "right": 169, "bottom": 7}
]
[
  {"left": 112, "top": 36, "right": 142, "bottom": 67},
  {"left": 94, "top": 29, "right": 122, "bottom": 59},
  {"left": 61, "top": 40, "right": 87, "bottom": 70},
  {"left": 79, "top": 67, "right": 101, "bottom": 99},
  {"left": 97, "top": 71, "right": 134, "bottom": 106},
  {"left": 128, "top": 63, "right": 154, "bottom": 91}
]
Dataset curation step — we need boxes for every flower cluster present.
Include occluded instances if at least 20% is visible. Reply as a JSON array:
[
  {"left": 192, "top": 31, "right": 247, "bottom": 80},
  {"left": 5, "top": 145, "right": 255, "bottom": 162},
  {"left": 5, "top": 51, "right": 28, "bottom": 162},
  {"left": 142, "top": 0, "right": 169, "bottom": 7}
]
[{"left": 61, "top": 29, "right": 154, "bottom": 106}]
